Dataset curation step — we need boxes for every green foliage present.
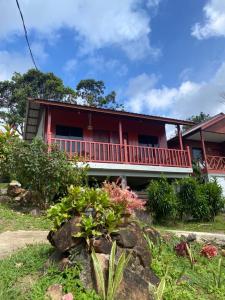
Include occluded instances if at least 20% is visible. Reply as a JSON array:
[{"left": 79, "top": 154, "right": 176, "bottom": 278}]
[
  {"left": 1, "top": 137, "right": 87, "bottom": 207},
  {"left": 204, "top": 180, "right": 225, "bottom": 220},
  {"left": 0, "top": 69, "right": 77, "bottom": 135},
  {"left": 183, "top": 112, "right": 211, "bottom": 132},
  {"left": 147, "top": 177, "right": 177, "bottom": 221},
  {"left": 0, "top": 244, "right": 100, "bottom": 300},
  {"left": 91, "top": 241, "right": 131, "bottom": 300},
  {"left": 48, "top": 186, "right": 123, "bottom": 236},
  {"left": 76, "top": 79, "right": 123, "bottom": 109},
  {"left": 150, "top": 237, "right": 225, "bottom": 300},
  {"left": 178, "top": 177, "right": 224, "bottom": 221}
]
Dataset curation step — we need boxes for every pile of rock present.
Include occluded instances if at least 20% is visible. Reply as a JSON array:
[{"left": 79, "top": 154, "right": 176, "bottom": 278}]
[
  {"left": 0, "top": 181, "right": 41, "bottom": 215},
  {"left": 47, "top": 216, "right": 160, "bottom": 300}
]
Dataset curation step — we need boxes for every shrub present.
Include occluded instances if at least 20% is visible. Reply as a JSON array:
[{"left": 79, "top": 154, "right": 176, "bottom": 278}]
[
  {"left": 178, "top": 177, "right": 210, "bottom": 220},
  {"left": 204, "top": 180, "right": 225, "bottom": 220},
  {"left": 178, "top": 177, "right": 224, "bottom": 221},
  {"left": 1, "top": 137, "right": 87, "bottom": 207},
  {"left": 147, "top": 177, "right": 177, "bottom": 221},
  {"left": 48, "top": 185, "right": 124, "bottom": 236}
]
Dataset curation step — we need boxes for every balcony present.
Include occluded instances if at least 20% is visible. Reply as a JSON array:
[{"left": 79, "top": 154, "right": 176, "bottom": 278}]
[
  {"left": 50, "top": 137, "right": 192, "bottom": 169},
  {"left": 206, "top": 155, "right": 225, "bottom": 173}
]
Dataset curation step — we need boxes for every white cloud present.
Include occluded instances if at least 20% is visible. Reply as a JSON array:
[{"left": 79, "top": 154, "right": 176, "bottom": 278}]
[
  {"left": 63, "top": 59, "right": 78, "bottom": 74},
  {"left": 192, "top": 0, "right": 225, "bottom": 39},
  {"left": 126, "top": 61, "right": 225, "bottom": 120},
  {"left": 0, "top": 50, "right": 32, "bottom": 80},
  {"left": 0, "top": 0, "right": 159, "bottom": 60}
]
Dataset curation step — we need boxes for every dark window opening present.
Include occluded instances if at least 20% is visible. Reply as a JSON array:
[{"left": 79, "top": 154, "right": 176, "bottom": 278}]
[
  {"left": 138, "top": 135, "right": 159, "bottom": 147},
  {"left": 56, "top": 125, "right": 83, "bottom": 140},
  {"left": 192, "top": 148, "right": 203, "bottom": 161}
]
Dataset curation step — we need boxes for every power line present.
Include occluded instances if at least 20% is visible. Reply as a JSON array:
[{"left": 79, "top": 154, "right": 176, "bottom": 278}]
[{"left": 15, "top": 0, "right": 38, "bottom": 70}]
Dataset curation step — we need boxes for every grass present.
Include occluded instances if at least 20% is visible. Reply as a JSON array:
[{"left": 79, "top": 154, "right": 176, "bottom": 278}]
[
  {"left": 0, "top": 203, "right": 52, "bottom": 232},
  {"left": 150, "top": 236, "right": 225, "bottom": 300},
  {"left": 155, "top": 214, "right": 225, "bottom": 234},
  {"left": 0, "top": 244, "right": 100, "bottom": 300},
  {"left": 0, "top": 182, "right": 8, "bottom": 189}
]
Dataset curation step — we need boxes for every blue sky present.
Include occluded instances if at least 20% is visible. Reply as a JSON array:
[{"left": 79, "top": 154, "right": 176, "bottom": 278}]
[{"left": 1, "top": 0, "right": 225, "bottom": 120}]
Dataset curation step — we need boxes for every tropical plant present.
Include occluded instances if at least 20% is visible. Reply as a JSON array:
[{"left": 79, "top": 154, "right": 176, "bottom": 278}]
[
  {"left": 91, "top": 241, "right": 131, "bottom": 300},
  {"left": 103, "top": 181, "right": 146, "bottom": 214},
  {"left": 48, "top": 185, "right": 124, "bottom": 236},
  {"left": 212, "top": 258, "right": 223, "bottom": 288},
  {"left": 148, "top": 266, "right": 168, "bottom": 300},
  {"left": 147, "top": 177, "right": 177, "bottom": 221}
]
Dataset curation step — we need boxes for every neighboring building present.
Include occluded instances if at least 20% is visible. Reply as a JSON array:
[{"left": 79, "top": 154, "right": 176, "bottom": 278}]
[
  {"left": 24, "top": 98, "right": 193, "bottom": 188},
  {"left": 169, "top": 113, "right": 225, "bottom": 193}
]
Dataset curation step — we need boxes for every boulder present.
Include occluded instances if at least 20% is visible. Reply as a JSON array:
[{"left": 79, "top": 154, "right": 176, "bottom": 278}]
[
  {"left": 29, "top": 207, "right": 42, "bottom": 217},
  {"left": 7, "top": 181, "right": 24, "bottom": 197},
  {"left": 143, "top": 226, "right": 161, "bottom": 244},
  {"left": 91, "top": 237, "right": 112, "bottom": 254},
  {"left": 47, "top": 215, "right": 83, "bottom": 252},
  {"left": 0, "top": 188, "right": 7, "bottom": 196},
  {"left": 111, "top": 225, "right": 138, "bottom": 248}
]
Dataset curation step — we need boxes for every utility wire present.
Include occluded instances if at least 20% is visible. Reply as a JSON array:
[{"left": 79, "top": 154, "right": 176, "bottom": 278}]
[{"left": 15, "top": 0, "right": 38, "bottom": 70}]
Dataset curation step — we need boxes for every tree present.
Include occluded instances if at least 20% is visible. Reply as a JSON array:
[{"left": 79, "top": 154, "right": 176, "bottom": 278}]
[
  {"left": 76, "top": 79, "right": 123, "bottom": 109},
  {"left": 0, "top": 69, "right": 77, "bottom": 135},
  {"left": 183, "top": 112, "right": 211, "bottom": 132}
]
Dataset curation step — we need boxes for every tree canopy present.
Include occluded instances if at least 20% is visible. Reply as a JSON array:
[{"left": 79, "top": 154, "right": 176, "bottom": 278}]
[
  {"left": 183, "top": 112, "right": 211, "bottom": 132},
  {"left": 0, "top": 69, "right": 77, "bottom": 135},
  {"left": 0, "top": 70, "right": 122, "bottom": 135},
  {"left": 76, "top": 79, "right": 123, "bottom": 109}
]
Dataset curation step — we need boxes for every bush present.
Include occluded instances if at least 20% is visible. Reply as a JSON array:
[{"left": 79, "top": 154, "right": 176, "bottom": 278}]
[
  {"left": 0, "top": 136, "right": 87, "bottom": 207},
  {"left": 178, "top": 177, "right": 224, "bottom": 221},
  {"left": 147, "top": 177, "right": 177, "bottom": 221},
  {"left": 204, "top": 180, "right": 225, "bottom": 220}
]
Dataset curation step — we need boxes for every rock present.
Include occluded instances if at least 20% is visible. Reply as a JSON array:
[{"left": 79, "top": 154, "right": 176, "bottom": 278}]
[
  {"left": 30, "top": 207, "right": 42, "bottom": 217},
  {"left": 45, "top": 284, "right": 63, "bottom": 300},
  {"left": 0, "top": 188, "right": 7, "bottom": 195},
  {"left": 91, "top": 237, "right": 112, "bottom": 254},
  {"left": 111, "top": 227, "right": 137, "bottom": 248},
  {"left": 186, "top": 233, "right": 197, "bottom": 243},
  {"left": 62, "top": 293, "right": 73, "bottom": 300},
  {"left": 143, "top": 226, "right": 161, "bottom": 244},
  {"left": 0, "top": 195, "right": 11, "bottom": 203},
  {"left": 47, "top": 215, "right": 83, "bottom": 252},
  {"left": 7, "top": 181, "right": 24, "bottom": 197},
  {"left": 117, "top": 268, "right": 154, "bottom": 300}
]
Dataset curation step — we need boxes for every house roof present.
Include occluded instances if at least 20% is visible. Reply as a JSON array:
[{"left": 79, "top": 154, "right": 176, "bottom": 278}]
[
  {"left": 28, "top": 98, "right": 195, "bottom": 126},
  {"left": 182, "top": 113, "right": 225, "bottom": 138}
]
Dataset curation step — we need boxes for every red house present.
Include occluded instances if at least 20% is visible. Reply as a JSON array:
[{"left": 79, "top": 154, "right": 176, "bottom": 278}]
[
  {"left": 169, "top": 113, "right": 225, "bottom": 192},
  {"left": 24, "top": 98, "right": 193, "bottom": 187}
]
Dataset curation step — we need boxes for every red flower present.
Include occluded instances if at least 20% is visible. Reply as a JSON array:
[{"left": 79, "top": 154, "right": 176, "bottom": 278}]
[{"left": 200, "top": 244, "right": 218, "bottom": 258}]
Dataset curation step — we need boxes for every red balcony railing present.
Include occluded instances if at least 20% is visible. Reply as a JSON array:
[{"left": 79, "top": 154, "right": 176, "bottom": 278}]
[
  {"left": 50, "top": 138, "right": 192, "bottom": 168},
  {"left": 207, "top": 155, "right": 225, "bottom": 172}
]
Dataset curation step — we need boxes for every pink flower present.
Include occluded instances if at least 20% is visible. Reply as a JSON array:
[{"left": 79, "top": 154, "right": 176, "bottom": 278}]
[
  {"left": 200, "top": 244, "right": 218, "bottom": 258},
  {"left": 62, "top": 293, "right": 73, "bottom": 300},
  {"left": 103, "top": 181, "right": 146, "bottom": 213}
]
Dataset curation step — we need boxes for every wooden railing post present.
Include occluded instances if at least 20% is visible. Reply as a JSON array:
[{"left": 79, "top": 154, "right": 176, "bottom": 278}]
[
  {"left": 124, "top": 139, "right": 128, "bottom": 163},
  {"left": 47, "top": 107, "right": 51, "bottom": 152},
  {"left": 186, "top": 146, "right": 192, "bottom": 168}
]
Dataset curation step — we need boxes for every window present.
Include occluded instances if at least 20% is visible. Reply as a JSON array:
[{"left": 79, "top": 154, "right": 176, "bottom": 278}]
[
  {"left": 192, "top": 148, "right": 203, "bottom": 161},
  {"left": 138, "top": 135, "right": 159, "bottom": 147},
  {"left": 55, "top": 125, "right": 83, "bottom": 140}
]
